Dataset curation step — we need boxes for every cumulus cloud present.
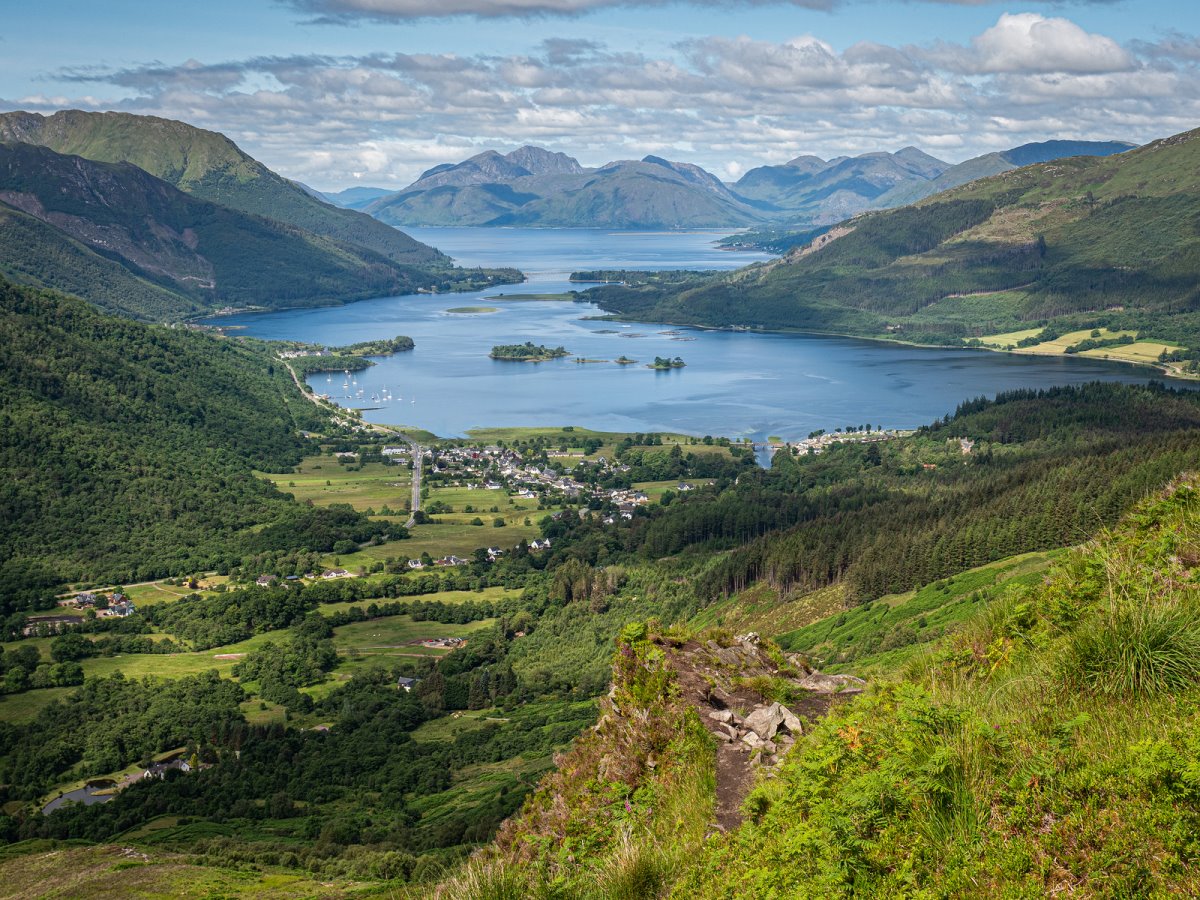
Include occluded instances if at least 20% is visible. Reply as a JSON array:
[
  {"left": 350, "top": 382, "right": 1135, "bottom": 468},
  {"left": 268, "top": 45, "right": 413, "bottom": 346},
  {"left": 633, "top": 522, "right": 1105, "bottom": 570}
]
[
  {"left": 969, "top": 13, "right": 1133, "bottom": 74},
  {"left": 30, "top": 14, "right": 1200, "bottom": 188}
]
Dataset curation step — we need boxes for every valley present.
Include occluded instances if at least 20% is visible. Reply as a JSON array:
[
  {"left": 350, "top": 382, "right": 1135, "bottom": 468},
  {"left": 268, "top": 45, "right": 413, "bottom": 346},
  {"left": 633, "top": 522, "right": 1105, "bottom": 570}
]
[{"left": 1, "top": 30, "right": 1200, "bottom": 892}]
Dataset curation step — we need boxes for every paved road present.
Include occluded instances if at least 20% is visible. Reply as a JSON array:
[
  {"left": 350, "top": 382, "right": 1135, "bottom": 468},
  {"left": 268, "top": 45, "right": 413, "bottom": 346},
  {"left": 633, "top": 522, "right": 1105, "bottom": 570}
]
[{"left": 281, "top": 358, "right": 422, "bottom": 527}]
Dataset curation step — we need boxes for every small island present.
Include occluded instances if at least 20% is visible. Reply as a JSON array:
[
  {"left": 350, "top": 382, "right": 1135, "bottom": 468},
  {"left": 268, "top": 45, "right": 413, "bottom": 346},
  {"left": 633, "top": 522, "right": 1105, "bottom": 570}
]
[
  {"left": 279, "top": 335, "right": 414, "bottom": 374},
  {"left": 490, "top": 342, "right": 571, "bottom": 362},
  {"left": 648, "top": 355, "right": 686, "bottom": 370},
  {"left": 614, "top": 356, "right": 638, "bottom": 365}
]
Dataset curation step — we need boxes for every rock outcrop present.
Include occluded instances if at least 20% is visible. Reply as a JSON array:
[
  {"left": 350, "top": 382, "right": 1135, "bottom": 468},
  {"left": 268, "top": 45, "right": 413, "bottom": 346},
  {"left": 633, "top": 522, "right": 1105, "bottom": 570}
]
[{"left": 659, "top": 631, "right": 864, "bottom": 830}]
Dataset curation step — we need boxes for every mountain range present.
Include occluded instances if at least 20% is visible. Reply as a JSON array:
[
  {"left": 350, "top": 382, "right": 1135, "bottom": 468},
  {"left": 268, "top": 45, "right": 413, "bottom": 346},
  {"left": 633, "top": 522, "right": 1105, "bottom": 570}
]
[
  {"left": 340, "top": 140, "right": 1133, "bottom": 230},
  {"left": 0, "top": 111, "right": 523, "bottom": 319},
  {"left": 587, "top": 124, "right": 1200, "bottom": 349},
  {"left": 364, "top": 147, "right": 764, "bottom": 228}
]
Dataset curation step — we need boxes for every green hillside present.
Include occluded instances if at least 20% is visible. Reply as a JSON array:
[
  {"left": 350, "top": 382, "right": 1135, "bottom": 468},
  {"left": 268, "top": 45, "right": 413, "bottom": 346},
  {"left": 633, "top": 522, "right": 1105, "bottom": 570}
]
[
  {"left": 0, "top": 142, "right": 460, "bottom": 320},
  {"left": 591, "top": 125, "right": 1200, "bottom": 359},
  {"left": 0, "top": 200, "right": 202, "bottom": 320},
  {"left": 0, "top": 110, "right": 445, "bottom": 266},
  {"left": 872, "top": 139, "right": 1134, "bottom": 209},
  {"left": 0, "top": 277, "right": 395, "bottom": 608},
  {"left": 439, "top": 473, "right": 1200, "bottom": 898},
  {"left": 4, "top": 379, "right": 1200, "bottom": 894}
]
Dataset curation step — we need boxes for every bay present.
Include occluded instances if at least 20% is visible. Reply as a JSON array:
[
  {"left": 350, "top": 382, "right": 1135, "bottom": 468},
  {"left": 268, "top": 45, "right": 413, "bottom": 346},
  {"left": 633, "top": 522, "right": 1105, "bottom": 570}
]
[{"left": 214, "top": 228, "right": 1185, "bottom": 443}]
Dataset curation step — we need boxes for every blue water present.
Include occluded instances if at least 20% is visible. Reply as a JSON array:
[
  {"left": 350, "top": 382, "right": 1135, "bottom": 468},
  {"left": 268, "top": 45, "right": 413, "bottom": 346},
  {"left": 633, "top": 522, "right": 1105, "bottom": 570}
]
[{"left": 214, "top": 228, "right": 1182, "bottom": 442}]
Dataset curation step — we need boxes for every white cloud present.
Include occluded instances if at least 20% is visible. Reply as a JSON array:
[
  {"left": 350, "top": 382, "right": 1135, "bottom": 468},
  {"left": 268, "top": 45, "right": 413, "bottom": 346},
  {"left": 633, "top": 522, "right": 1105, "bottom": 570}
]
[
  {"left": 27, "top": 15, "right": 1200, "bottom": 189},
  {"left": 970, "top": 13, "right": 1133, "bottom": 74}
]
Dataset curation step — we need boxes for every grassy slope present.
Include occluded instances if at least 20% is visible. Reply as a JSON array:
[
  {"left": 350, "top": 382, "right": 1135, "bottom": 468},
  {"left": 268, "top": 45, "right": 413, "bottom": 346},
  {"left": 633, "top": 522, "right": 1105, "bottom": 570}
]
[
  {"left": 435, "top": 476, "right": 1200, "bottom": 898},
  {"left": 590, "top": 125, "right": 1200, "bottom": 349},
  {"left": 670, "top": 477, "right": 1200, "bottom": 897},
  {"left": 0, "top": 109, "right": 444, "bottom": 266},
  {"left": 0, "top": 842, "right": 388, "bottom": 898}
]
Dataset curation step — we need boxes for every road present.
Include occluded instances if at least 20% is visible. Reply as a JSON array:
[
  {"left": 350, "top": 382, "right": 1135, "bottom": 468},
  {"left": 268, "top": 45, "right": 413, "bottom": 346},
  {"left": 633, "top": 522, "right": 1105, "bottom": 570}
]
[{"left": 280, "top": 358, "right": 422, "bottom": 527}]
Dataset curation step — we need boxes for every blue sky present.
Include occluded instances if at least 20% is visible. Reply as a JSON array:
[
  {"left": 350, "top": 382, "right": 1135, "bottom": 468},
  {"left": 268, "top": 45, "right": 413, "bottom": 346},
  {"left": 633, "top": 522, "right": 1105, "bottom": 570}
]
[{"left": 3, "top": 0, "right": 1198, "bottom": 188}]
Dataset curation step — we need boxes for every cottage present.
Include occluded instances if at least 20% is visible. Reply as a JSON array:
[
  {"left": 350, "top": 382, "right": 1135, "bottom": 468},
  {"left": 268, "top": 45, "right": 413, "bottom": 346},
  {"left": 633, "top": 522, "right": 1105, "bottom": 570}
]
[
  {"left": 397, "top": 676, "right": 418, "bottom": 691},
  {"left": 255, "top": 575, "right": 275, "bottom": 587},
  {"left": 322, "top": 568, "right": 352, "bottom": 579},
  {"left": 407, "top": 559, "right": 425, "bottom": 570},
  {"left": 105, "top": 600, "right": 136, "bottom": 618},
  {"left": 420, "top": 637, "right": 465, "bottom": 648},
  {"left": 677, "top": 482, "right": 694, "bottom": 492}
]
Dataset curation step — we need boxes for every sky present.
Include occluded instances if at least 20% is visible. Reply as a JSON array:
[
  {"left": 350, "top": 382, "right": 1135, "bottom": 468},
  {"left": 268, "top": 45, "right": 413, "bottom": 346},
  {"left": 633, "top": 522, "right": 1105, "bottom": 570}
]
[{"left": 2, "top": 0, "right": 1198, "bottom": 190}]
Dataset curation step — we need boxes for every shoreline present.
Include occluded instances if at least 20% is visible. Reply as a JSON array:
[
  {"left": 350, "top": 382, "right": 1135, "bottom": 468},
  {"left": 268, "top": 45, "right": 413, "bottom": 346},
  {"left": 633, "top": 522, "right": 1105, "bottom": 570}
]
[
  {"left": 587, "top": 309, "right": 1199, "bottom": 383},
  {"left": 182, "top": 270, "right": 528, "bottom": 327}
]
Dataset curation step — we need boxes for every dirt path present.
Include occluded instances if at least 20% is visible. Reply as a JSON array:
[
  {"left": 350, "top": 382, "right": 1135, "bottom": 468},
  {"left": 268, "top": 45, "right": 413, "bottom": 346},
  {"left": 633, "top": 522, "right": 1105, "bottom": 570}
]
[{"left": 663, "top": 636, "right": 846, "bottom": 832}]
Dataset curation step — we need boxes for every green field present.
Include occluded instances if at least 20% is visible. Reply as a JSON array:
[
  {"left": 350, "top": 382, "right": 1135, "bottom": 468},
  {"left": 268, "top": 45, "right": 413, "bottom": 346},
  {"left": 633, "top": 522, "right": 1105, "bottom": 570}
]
[
  {"left": 264, "top": 456, "right": 411, "bottom": 513},
  {"left": 317, "top": 586, "right": 521, "bottom": 617},
  {"left": 324, "top": 520, "right": 541, "bottom": 568},
  {"left": 0, "top": 687, "right": 75, "bottom": 724},
  {"left": 332, "top": 614, "right": 493, "bottom": 656},
  {"left": 977, "top": 327, "right": 1184, "bottom": 368},
  {"left": 0, "top": 610, "right": 496, "bottom": 726},
  {"left": 463, "top": 425, "right": 693, "bottom": 446},
  {"left": 633, "top": 478, "right": 714, "bottom": 501},
  {"left": 0, "top": 844, "right": 382, "bottom": 899}
]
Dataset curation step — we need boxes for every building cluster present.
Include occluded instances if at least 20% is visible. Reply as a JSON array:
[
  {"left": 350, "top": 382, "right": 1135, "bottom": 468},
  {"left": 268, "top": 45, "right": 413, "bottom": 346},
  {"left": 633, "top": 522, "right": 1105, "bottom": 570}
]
[
  {"left": 56, "top": 590, "right": 136, "bottom": 617},
  {"left": 786, "top": 429, "right": 900, "bottom": 455},
  {"left": 277, "top": 348, "right": 332, "bottom": 360}
]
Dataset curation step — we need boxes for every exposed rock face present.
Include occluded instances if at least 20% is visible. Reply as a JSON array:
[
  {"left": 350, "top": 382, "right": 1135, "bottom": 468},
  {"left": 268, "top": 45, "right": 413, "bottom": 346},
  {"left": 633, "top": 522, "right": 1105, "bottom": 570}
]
[
  {"left": 797, "top": 672, "right": 867, "bottom": 694},
  {"left": 659, "top": 632, "right": 864, "bottom": 831}
]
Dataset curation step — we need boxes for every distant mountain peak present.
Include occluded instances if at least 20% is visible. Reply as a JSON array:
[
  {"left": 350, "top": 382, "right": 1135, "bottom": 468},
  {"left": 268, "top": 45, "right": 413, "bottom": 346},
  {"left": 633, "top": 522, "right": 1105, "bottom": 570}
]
[{"left": 504, "top": 146, "right": 583, "bottom": 176}]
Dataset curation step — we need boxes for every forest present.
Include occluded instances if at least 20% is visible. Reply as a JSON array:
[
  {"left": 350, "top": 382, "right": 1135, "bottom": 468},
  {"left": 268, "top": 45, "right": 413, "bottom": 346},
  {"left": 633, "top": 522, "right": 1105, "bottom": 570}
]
[{"left": 0, "top": 278, "right": 391, "bottom": 611}]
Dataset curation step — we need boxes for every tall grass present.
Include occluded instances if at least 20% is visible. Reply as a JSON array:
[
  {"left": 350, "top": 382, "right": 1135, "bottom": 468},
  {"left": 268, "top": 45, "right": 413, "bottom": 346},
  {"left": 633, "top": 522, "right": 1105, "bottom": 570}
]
[{"left": 1059, "top": 601, "right": 1200, "bottom": 697}]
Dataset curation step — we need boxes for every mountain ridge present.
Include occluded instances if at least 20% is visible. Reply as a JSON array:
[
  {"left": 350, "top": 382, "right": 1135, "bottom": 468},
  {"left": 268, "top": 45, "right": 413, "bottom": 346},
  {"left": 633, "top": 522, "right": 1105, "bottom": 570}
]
[
  {"left": 0, "top": 142, "right": 462, "bottom": 320},
  {"left": 0, "top": 109, "right": 446, "bottom": 266}
]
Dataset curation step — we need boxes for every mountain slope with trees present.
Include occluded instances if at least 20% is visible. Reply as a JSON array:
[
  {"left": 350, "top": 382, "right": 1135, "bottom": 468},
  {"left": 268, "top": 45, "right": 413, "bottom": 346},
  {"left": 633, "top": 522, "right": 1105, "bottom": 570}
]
[
  {"left": 441, "top": 474, "right": 1200, "bottom": 898},
  {"left": 590, "top": 125, "right": 1200, "bottom": 349},
  {"left": 0, "top": 277, "right": 393, "bottom": 610},
  {"left": 0, "top": 110, "right": 444, "bottom": 266},
  {"left": 0, "top": 142, "right": 457, "bottom": 320}
]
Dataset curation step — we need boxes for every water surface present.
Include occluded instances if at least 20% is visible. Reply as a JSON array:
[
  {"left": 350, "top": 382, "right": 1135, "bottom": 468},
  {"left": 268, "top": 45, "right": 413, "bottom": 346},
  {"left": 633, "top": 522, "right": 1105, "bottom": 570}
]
[{"left": 216, "top": 228, "right": 1182, "bottom": 442}]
